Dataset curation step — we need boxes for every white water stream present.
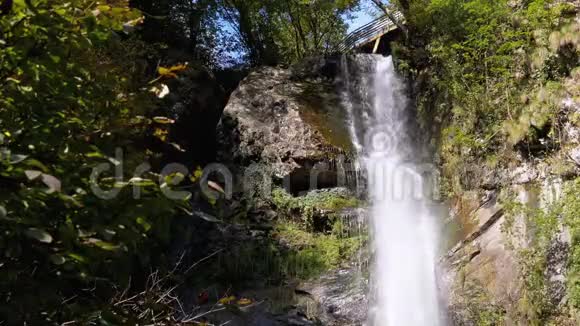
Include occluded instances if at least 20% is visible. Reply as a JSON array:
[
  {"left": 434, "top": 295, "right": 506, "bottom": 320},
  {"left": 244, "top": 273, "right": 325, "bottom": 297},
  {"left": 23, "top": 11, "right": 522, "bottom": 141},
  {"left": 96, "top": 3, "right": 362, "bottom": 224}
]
[{"left": 341, "top": 55, "right": 443, "bottom": 326}]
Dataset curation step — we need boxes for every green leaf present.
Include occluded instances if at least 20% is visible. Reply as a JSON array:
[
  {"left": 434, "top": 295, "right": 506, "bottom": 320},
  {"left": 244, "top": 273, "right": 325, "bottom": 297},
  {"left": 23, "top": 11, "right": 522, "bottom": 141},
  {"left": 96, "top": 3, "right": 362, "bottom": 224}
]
[
  {"left": 86, "top": 151, "right": 104, "bottom": 158},
  {"left": 196, "top": 211, "right": 222, "bottom": 223},
  {"left": 49, "top": 254, "right": 66, "bottom": 265},
  {"left": 67, "top": 253, "right": 87, "bottom": 263},
  {"left": 128, "top": 177, "right": 156, "bottom": 186},
  {"left": 9, "top": 154, "right": 28, "bottom": 164},
  {"left": 49, "top": 55, "right": 61, "bottom": 63},
  {"left": 97, "top": 5, "right": 112, "bottom": 12},
  {"left": 18, "top": 85, "right": 33, "bottom": 93},
  {"left": 85, "top": 238, "right": 120, "bottom": 251},
  {"left": 0, "top": 205, "right": 6, "bottom": 218},
  {"left": 136, "top": 217, "right": 152, "bottom": 232},
  {"left": 25, "top": 228, "right": 53, "bottom": 244},
  {"left": 23, "top": 159, "right": 49, "bottom": 172}
]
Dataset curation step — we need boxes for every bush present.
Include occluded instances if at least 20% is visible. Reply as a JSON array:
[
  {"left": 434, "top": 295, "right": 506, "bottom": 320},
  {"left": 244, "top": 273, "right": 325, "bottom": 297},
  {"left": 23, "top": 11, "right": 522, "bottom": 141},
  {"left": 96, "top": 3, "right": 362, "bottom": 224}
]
[{"left": 0, "top": 1, "right": 190, "bottom": 323}]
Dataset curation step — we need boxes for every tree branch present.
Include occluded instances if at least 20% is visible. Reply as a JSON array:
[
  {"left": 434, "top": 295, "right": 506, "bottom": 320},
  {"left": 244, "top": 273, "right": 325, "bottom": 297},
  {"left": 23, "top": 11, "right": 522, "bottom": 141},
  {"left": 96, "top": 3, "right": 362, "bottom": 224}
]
[{"left": 369, "top": 0, "right": 408, "bottom": 37}]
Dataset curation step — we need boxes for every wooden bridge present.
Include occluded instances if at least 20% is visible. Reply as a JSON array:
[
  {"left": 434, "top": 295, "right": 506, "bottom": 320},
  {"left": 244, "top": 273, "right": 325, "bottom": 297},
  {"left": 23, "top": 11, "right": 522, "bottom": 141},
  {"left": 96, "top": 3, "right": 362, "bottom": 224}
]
[{"left": 338, "top": 11, "right": 404, "bottom": 53}]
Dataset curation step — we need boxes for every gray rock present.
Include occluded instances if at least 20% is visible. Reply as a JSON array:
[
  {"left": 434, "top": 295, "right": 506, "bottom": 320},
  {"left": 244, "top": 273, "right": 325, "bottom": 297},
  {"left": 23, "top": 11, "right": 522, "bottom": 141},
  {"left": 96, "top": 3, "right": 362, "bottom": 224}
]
[
  {"left": 216, "top": 66, "right": 350, "bottom": 180},
  {"left": 568, "top": 145, "right": 580, "bottom": 165},
  {"left": 510, "top": 163, "right": 538, "bottom": 184},
  {"left": 298, "top": 268, "right": 368, "bottom": 325}
]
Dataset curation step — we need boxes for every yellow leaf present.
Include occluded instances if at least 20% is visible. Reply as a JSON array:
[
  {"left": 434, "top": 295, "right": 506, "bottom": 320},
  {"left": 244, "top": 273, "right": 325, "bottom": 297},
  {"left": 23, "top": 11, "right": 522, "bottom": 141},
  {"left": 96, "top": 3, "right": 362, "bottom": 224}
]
[
  {"left": 157, "top": 66, "right": 177, "bottom": 78},
  {"left": 125, "top": 16, "right": 144, "bottom": 26},
  {"left": 157, "top": 63, "right": 188, "bottom": 78},
  {"left": 168, "top": 64, "right": 188, "bottom": 73},
  {"left": 218, "top": 295, "right": 236, "bottom": 305},
  {"left": 154, "top": 128, "right": 168, "bottom": 141},
  {"left": 237, "top": 298, "right": 252, "bottom": 306}
]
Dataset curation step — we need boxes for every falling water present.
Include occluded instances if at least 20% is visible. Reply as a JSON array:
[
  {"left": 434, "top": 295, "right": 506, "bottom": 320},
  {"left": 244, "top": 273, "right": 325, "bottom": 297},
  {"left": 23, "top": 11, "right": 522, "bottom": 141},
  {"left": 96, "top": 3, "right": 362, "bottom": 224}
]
[{"left": 340, "top": 55, "right": 443, "bottom": 326}]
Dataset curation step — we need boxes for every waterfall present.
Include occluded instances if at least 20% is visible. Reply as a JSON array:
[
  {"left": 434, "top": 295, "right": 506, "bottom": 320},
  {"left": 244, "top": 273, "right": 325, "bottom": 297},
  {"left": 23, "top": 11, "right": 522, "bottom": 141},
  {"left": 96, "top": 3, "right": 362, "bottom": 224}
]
[{"left": 340, "top": 54, "right": 444, "bottom": 325}]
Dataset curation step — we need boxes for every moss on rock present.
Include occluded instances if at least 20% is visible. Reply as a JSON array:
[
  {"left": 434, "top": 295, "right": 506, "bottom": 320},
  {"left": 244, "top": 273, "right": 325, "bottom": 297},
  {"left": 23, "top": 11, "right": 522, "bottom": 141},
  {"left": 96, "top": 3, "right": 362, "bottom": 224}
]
[{"left": 271, "top": 187, "right": 362, "bottom": 232}]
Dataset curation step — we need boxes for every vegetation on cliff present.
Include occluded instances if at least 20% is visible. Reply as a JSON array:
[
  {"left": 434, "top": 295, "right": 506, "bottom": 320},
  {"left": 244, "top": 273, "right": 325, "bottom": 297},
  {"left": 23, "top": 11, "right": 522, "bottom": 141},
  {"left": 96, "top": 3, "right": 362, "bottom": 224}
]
[
  {"left": 397, "top": 0, "right": 579, "bottom": 190},
  {"left": 381, "top": 0, "right": 578, "bottom": 323}
]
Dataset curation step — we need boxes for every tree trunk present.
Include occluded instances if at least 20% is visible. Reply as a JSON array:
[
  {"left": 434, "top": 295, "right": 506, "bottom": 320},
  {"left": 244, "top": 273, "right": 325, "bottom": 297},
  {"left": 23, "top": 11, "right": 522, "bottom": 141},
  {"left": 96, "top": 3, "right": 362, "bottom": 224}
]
[{"left": 369, "top": 0, "right": 408, "bottom": 37}]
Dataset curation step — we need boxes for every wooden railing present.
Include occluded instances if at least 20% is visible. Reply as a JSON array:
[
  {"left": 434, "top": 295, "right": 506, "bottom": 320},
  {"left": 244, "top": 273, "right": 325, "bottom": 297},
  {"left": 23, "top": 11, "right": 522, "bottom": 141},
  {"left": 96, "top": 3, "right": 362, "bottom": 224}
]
[{"left": 337, "top": 11, "right": 404, "bottom": 52}]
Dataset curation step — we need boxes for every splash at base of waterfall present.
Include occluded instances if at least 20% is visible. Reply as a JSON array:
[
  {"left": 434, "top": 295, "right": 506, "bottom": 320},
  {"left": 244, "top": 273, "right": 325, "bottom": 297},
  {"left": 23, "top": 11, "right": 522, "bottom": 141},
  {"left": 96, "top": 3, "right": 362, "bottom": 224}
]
[{"left": 340, "top": 54, "right": 444, "bottom": 326}]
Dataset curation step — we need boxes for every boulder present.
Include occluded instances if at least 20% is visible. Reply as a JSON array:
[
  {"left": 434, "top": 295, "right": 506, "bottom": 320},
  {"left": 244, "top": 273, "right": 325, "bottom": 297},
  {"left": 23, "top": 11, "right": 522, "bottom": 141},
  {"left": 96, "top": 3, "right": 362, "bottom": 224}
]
[{"left": 216, "top": 63, "right": 351, "bottom": 183}]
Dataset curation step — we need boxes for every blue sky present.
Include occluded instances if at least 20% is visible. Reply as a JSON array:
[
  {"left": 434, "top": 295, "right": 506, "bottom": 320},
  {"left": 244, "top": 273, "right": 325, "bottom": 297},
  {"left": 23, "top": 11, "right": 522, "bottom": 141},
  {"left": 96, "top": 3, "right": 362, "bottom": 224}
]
[
  {"left": 348, "top": 12, "right": 374, "bottom": 32},
  {"left": 347, "top": 0, "right": 382, "bottom": 32},
  {"left": 215, "top": 0, "right": 382, "bottom": 66}
]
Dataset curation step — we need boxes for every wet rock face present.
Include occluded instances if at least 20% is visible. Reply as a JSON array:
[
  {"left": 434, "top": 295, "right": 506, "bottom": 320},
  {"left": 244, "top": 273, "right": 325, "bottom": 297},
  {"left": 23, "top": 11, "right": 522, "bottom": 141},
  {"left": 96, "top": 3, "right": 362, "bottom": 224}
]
[
  {"left": 444, "top": 191, "right": 521, "bottom": 325},
  {"left": 298, "top": 268, "right": 368, "bottom": 325},
  {"left": 217, "top": 62, "right": 350, "bottom": 181},
  {"left": 443, "top": 178, "right": 573, "bottom": 324}
]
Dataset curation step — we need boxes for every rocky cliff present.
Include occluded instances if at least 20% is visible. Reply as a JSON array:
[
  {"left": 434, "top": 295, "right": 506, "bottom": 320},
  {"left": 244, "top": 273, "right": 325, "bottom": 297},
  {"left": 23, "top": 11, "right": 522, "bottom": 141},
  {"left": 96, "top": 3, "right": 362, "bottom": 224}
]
[{"left": 443, "top": 73, "right": 580, "bottom": 325}]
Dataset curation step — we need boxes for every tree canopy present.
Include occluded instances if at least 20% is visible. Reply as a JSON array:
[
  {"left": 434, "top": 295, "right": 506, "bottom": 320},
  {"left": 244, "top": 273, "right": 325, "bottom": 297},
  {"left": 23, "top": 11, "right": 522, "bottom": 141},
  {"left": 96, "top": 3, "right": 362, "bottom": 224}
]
[{"left": 215, "top": 0, "right": 360, "bottom": 65}]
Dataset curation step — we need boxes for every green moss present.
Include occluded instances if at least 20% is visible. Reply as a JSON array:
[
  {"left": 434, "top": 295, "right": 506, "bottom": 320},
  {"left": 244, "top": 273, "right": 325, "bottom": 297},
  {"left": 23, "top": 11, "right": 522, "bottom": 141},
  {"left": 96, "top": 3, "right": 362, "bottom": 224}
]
[
  {"left": 207, "top": 221, "right": 364, "bottom": 284},
  {"left": 274, "top": 222, "right": 364, "bottom": 279},
  {"left": 271, "top": 187, "right": 361, "bottom": 213},
  {"left": 295, "top": 82, "right": 353, "bottom": 152},
  {"left": 502, "top": 180, "right": 580, "bottom": 320},
  {"left": 499, "top": 183, "right": 573, "bottom": 322},
  {"left": 204, "top": 188, "right": 366, "bottom": 285},
  {"left": 492, "top": 178, "right": 580, "bottom": 323},
  {"left": 476, "top": 308, "right": 506, "bottom": 326},
  {"left": 453, "top": 277, "right": 506, "bottom": 325},
  {"left": 271, "top": 187, "right": 362, "bottom": 231}
]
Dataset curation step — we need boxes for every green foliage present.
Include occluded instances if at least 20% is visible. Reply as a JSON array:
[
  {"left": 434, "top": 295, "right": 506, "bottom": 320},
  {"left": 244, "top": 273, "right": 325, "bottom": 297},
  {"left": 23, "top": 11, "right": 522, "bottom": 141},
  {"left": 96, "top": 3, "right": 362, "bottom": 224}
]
[
  {"left": 216, "top": 0, "right": 360, "bottom": 65},
  {"left": 0, "top": 1, "right": 190, "bottom": 323},
  {"left": 271, "top": 187, "right": 361, "bottom": 231},
  {"left": 450, "top": 272, "right": 507, "bottom": 325},
  {"left": 210, "top": 187, "right": 364, "bottom": 284},
  {"left": 498, "top": 180, "right": 580, "bottom": 323},
  {"left": 399, "top": 0, "right": 579, "bottom": 195},
  {"left": 131, "top": 0, "right": 221, "bottom": 66},
  {"left": 208, "top": 221, "right": 363, "bottom": 284},
  {"left": 499, "top": 185, "right": 562, "bottom": 322},
  {"left": 476, "top": 308, "right": 506, "bottom": 326},
  {"left": 560, "top": 179, "right": 580, "bottom": 311},
  {"left": 274, "top": 222, "right": 363, "bottom": 278}
]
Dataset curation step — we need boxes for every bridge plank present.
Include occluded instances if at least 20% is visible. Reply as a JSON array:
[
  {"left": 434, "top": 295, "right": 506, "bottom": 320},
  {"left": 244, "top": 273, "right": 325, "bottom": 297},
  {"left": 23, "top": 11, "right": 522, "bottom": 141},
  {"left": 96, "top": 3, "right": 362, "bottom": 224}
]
[{"left": 338, "top": 12, "right": 404, "bottom": 52}]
